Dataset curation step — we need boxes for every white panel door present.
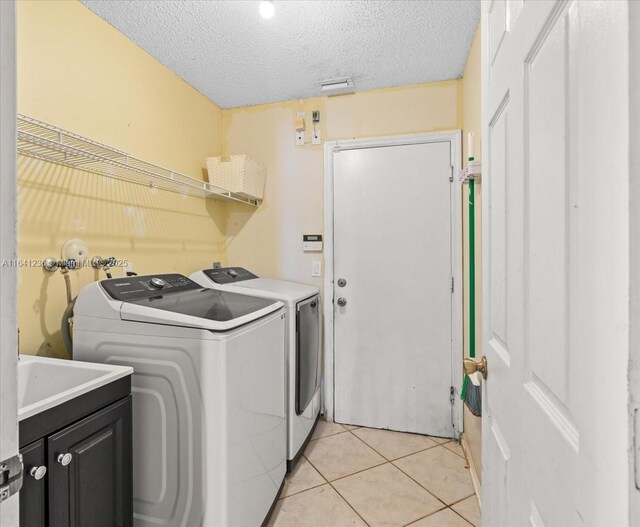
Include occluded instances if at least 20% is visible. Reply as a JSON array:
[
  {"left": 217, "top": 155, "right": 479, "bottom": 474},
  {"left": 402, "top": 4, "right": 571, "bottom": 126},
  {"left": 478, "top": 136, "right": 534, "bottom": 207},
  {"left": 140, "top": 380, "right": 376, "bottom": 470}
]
[
  {"left": 0, "top": 0, "right": 19, "bottom": 524},
  {"left": 333, "top": 140, "right": 454, "bottom": 437},
  {"left": 482, "top": 1, "right": 629, "bottom": 525}
]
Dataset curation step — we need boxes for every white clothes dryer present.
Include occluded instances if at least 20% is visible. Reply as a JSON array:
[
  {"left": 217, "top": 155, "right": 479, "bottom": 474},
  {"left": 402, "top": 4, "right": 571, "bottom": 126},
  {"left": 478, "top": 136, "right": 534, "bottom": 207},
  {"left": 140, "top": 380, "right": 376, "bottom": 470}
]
[{"left": 190, "top": 267, "right": 321, "bottom": 471}]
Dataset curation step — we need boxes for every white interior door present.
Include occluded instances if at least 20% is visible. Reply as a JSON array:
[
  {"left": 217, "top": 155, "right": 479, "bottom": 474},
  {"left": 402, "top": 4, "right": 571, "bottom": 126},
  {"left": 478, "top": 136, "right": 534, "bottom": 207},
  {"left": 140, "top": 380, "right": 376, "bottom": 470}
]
[
  {"left": 332, "top": 138, "right": 457, "bottom": 438},
  {"left": 482, "top": 1, "right": 629, "bottom": 525},
  {"left": 0, "top": 0, "right": 19, "bottom": 524}
]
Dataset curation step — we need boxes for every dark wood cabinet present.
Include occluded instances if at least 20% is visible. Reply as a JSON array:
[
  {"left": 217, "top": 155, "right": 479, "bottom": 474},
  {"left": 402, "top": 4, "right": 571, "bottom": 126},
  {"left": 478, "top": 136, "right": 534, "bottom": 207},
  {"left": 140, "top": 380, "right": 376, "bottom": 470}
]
[
  {"left": 19, "top": 377, "right": 132, "bottom": 527},
  {"left": 19, "top": 439, "right": 46, "bottom": 527},
  {"left": 48, "top": 397, "right": 132, "bottom": 527}
]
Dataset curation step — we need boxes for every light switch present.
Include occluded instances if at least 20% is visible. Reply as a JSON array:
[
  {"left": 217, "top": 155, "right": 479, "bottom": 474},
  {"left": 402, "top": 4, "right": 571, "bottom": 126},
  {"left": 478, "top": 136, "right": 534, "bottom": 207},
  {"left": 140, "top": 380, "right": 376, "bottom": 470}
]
[{"left": 312, "top": 261, "right": 321, "bottom": 277}]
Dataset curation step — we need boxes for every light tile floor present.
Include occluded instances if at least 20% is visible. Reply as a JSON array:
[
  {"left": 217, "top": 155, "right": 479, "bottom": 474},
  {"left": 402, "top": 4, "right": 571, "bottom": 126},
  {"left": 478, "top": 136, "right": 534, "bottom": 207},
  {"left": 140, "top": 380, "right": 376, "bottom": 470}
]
[{"left": 268, "top": 421, "right": 480, "bottom": 527}]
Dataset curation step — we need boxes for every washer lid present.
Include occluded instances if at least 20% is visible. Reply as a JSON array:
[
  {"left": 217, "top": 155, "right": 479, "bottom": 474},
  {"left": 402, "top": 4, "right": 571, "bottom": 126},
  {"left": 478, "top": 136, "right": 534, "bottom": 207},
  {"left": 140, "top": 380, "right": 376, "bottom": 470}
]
[
  {"left": 101, "top": 274, "right": 282, "bottom": 331},
  {"left": 197, "top": 268, "right": 319, "bottom": 305},
  {"left": 227, "top": 278, "right": 318, "bottom": 304}
]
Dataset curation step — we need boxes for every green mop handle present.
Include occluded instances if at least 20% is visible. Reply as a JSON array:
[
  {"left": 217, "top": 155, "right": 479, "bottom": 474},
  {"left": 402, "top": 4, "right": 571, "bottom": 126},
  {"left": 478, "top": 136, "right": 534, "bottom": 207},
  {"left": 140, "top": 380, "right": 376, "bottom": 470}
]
[{"left": 469, "top": 176, "right": 476, "bottom": 360}]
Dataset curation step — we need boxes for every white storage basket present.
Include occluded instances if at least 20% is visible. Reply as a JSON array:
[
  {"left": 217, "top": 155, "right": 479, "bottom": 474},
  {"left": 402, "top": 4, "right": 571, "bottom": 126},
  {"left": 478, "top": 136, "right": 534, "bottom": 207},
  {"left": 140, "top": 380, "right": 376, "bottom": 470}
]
[{"left": 206, "top": 155, "right": 266, "bottom": 200}]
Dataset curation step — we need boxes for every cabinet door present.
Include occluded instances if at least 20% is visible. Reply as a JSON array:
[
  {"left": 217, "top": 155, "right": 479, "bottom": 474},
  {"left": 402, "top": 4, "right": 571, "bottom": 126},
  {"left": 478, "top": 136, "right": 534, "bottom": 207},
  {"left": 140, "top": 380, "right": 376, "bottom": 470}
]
[
  {"left": 19, "top": 439, "right": 46, "bottom": 527},
  {"left": 48, "top": 396, "right": 132, "bottom": 527}
]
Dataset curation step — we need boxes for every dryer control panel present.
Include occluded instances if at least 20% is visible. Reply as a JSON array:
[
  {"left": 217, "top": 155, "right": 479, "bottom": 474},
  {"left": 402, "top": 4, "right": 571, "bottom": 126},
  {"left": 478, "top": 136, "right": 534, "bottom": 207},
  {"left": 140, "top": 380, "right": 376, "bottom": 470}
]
[
  {"left": 203, "top": 267, "right": 258, "bottom": 284},
  {"left": 101, "top": 273, "right": 199, "bottom": 301}
]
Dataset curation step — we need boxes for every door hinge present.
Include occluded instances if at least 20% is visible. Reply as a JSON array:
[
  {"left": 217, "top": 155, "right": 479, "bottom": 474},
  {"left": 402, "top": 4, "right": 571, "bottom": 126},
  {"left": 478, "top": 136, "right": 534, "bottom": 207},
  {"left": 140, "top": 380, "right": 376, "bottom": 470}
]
[
  {"left": 0, "top": 453, "right": 23, "bottom": 502},
  {"left": 449, "top": 166, "right": 454, "bottom": 182},
  {"left": 451, "top": 277, "right": 454, "bottom": 293},
  {"left": 450, "top": 386, "right": 455, "bottom": 405}
]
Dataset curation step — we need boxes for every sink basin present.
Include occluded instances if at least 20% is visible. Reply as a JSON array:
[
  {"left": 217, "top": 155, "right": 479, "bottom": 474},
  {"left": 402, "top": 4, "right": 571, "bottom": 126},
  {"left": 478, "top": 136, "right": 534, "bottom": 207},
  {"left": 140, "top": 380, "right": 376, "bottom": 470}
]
[{"left": 18, "top": 355, "right": 132, "bottom": 421}]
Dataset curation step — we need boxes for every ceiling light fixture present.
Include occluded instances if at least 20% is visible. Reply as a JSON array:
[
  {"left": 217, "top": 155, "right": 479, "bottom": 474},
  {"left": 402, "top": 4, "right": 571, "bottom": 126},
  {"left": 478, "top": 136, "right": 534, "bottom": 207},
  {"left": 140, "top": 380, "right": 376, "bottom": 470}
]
[
  {"left": 318, "top": 77, "right": 355, "bottom": 94},
  {"left": 259, "top": 1, "right": 275, "bottom": 19}
]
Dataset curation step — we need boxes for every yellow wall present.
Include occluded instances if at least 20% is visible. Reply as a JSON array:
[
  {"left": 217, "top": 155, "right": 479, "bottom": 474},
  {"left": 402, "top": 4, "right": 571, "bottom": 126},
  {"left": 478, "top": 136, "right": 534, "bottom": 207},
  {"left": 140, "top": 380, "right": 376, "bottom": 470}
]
[
  {"left": 17, "top": 1, "right": 226, "bottom": 356},
  {"left": 222, "top": 74, "right": 482, "bottom": 465},
  {"left": 17, "top": 5, "right": 483, "bottom": 479},
  {"left": 222, "top": 81, "right": 462, "bottom": 287},
  {"left": 461, "top": 24, "right": 482, "bottom": 481}
]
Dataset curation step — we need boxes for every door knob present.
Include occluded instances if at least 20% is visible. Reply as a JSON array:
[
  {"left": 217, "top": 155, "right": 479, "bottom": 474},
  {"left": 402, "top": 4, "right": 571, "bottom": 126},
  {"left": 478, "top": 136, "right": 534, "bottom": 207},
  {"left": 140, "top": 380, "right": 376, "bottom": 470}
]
[
  {"left": 463, "top": 356, "right": 488, "bottom": 379},
  {"left": 57, "top": 453, "right": 73, "bottom": 467},
  {"left": 337, "top": 297, "right": 347, "bottom": 307},
  {"left": 30, "top": 466, "right": 47, "bottom": 480}
]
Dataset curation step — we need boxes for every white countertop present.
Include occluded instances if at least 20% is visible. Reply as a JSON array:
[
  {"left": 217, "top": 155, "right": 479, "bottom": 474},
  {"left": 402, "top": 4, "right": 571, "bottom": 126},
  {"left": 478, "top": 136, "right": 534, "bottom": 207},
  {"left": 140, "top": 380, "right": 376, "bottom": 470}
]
[{"left": 18, "top": 355, "right": 133, "bottom": 421}]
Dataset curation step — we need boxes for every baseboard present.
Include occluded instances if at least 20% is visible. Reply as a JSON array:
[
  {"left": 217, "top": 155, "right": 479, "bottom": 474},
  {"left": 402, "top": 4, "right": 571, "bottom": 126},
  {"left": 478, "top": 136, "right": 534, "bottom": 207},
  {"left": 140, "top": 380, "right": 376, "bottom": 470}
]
[{"left": 461, "top": 433, "right": 482, "bottom": 509}]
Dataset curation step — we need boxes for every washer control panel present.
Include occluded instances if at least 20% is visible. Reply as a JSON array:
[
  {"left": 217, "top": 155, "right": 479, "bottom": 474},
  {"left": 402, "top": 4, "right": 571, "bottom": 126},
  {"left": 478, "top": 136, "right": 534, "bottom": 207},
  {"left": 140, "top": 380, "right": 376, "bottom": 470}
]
[
  {"left": 101, "top": 274, "right": 198, "bottom": 301},
  {"left": 203, "top": 267, "right": 258, "bottom": 284},
  {"left": 149, "top": 277, "right": 166, "bottom": 289}
]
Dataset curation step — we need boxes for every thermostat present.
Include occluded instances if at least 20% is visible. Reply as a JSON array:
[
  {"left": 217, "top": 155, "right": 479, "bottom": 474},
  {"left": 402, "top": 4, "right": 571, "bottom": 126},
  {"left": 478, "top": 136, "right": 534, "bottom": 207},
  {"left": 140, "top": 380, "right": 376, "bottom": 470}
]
[{"left": 303, "top": 234, "right": 323, "bottom": 252}]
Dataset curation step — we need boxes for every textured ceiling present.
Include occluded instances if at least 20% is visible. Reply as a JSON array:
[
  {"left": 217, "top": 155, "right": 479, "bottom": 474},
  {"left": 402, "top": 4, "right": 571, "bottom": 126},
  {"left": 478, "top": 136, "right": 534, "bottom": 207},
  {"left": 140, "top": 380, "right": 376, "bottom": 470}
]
[{"left": 81, "top": 0, "right": 480, "bottom": 109}]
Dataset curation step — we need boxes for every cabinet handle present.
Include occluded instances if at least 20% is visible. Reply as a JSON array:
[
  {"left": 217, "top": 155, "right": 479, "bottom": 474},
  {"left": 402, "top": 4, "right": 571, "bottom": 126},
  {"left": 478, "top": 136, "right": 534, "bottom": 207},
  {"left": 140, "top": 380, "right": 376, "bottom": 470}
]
[
  {"left": 57, "top": 453, "right": 73, "bottom": 467},
  {"left": 30, "top": 466, "right": 47, "bottom": 480}
]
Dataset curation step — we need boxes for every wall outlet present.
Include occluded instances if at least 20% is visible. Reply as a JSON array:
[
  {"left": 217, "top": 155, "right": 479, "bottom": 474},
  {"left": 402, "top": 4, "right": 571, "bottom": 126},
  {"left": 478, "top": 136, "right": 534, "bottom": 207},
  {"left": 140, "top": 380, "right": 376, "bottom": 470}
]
[{"left": 312, "top": 260, "right": 322, "bottom": 277}]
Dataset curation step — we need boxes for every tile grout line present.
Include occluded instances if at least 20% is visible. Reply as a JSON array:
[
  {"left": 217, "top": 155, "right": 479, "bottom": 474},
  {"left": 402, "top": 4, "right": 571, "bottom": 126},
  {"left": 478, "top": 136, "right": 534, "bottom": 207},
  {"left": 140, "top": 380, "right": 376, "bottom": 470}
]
[
  {"left": 309, "top": 427, "right": 350, "bottom": 442},
  {"left": 327, "top": 479, "right": 373, "bottom": 527},
  {"left": 388, "top": 446, "right": 462, "bottom": 506},
  {"left": 312, "top": 428, "right": 457, "bottom": 507},
  {"left": 399, "top": 505, "right": 449, "bottom": 526},
  {"left": 388, "top": 444, "right": 476, "bottom": 506},
  {"left": 402, "top": 506, "right": 475, "bottom": 527},
  {"left": 389, "top": 457, "right": 450, "bottom": 510},
  {"left": 449, "top": 506, "right": 477, "bottom": 527},
  {"left": 291, "top": 427, "right": 476, "bottom": 526},
  {"left": 278, "top": 481, "right": 327, "bottom": 500},
  {"left": 306, "top": 434, "right": 459, "bottom": 527},
  {"left": 447, "top": 493, "right": 480, "bottom": 508},
  {"left": 336, "top": 430, "right": 452, "bottom": 521},
  {"left": 276, "top": 452, "right": 330, "bottom": 500},
  {"left": 347, "top": 428, "right": 443, "bottom": 463},
  {"left": 391, "top": 458, "right": 477, "bottom": 509},
  {"left": 442, "top": 440, "right": 468, "bottom": 460},
  {"left": 301, "top": 450, "right": 373, "bottom": 527},
  {"left": 346, "top": 428, "right": 393, "bottom": 460},
  {"left": 303, "top": 447, "right": 387, "bottom": 486}
]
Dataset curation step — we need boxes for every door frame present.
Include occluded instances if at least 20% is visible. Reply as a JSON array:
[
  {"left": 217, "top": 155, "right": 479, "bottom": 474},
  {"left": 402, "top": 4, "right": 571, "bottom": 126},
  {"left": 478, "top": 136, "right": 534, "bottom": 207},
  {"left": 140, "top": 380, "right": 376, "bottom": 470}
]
[
  {"left": 0, "top": 0, "right": 19, "bottom": 523},
  {"left": 323, "top": 131, "right": 463, "bottom": 435},
  {"left": 630, "top": 1, "right": 640, "bottom": 522}
]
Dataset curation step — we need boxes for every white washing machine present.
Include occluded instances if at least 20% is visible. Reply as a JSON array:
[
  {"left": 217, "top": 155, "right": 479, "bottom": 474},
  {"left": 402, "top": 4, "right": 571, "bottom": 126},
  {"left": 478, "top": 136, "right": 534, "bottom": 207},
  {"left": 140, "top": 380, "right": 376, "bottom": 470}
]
[
  {"left": 190, "top": 267, "right": 321, "bottom": 471},
  {"left": 73, "top": 273, "right": 286, "bottom": 527}
]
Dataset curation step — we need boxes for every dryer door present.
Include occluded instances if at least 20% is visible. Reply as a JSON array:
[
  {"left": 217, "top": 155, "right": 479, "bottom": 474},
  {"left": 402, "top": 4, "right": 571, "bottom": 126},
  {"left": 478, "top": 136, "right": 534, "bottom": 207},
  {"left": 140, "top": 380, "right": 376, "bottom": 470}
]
[{"left": 296, "top": 295, "right": 320, "bottom": 415}]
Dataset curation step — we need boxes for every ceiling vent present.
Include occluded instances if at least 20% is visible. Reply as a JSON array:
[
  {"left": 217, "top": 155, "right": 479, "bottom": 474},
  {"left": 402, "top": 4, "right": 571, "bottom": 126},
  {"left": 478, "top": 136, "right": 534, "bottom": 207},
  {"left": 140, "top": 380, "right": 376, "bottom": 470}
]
[{"left": 318, "top": 77, "right": 355, "bottom": 96}]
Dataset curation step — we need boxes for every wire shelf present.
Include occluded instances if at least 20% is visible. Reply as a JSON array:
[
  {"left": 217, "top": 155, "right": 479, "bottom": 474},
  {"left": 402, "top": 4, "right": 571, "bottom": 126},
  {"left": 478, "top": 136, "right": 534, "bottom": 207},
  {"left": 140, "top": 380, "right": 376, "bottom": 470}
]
[{"left": 16, "top": 114, "right": 260, "bottom": 206}]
